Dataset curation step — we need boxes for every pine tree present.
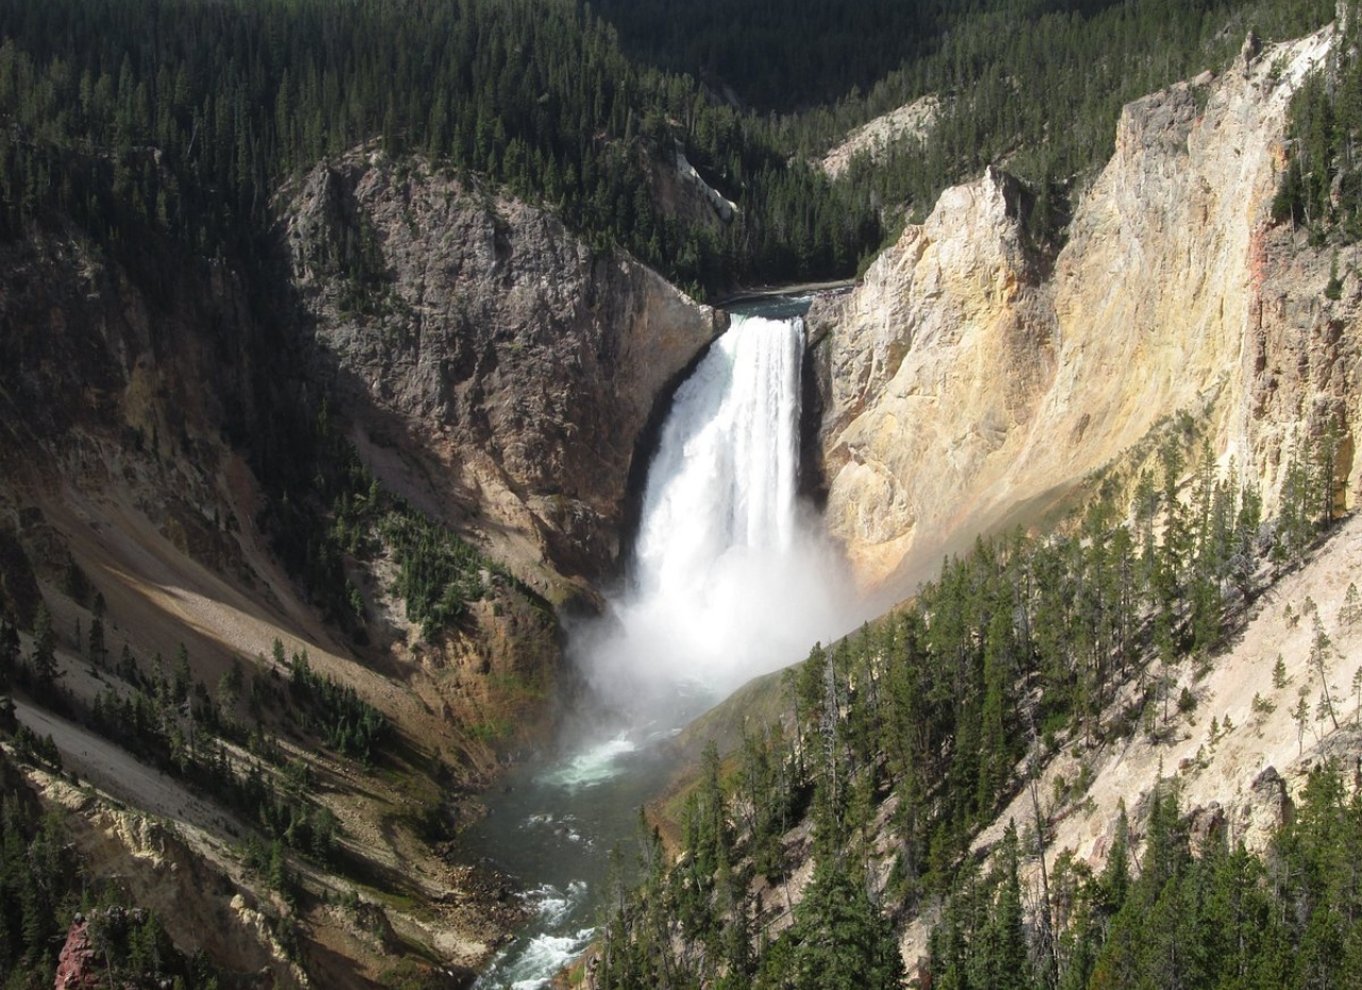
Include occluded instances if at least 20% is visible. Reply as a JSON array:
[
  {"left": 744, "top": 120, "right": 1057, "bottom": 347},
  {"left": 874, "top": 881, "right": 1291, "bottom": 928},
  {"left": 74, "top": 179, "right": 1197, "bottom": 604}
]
[
  {"left": 976, "top": 824, "right": 1033, "bottom": 990},
  {"left": 788, "top": 855, "right": 903, "bottom": 990},
  {"left": 1293, "top": 694, "right": 1311, "bottom": 756},
  {"left": 172, "top": 643, "right": 192, "bottom": 705},
  {"left": 29, "top": 604, "right": 58, "bottom": 691},
  {"left": 87, "top": 613, "right": 106, "bottom": 666},
  {"left": 1308, "top": 617, "right": 1341, "bottom": 731},
  {"left": 1097, "top": 803, "right": 1131, "bottom": 916},
  {"left": 0, "top": 617, "right": 18, "bottom": 689}
]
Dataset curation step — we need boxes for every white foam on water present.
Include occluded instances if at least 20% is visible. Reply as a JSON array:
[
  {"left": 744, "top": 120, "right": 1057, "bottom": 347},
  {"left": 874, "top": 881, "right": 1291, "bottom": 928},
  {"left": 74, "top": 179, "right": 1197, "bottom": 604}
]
[
  {"left": 503, "top": 928, "right": 596, "bottom": 990},
  {"left": 523, "top": 880, "right": 588, "bottom": 928},
  {"left": 537, "top": 734, "right": 638, "bottom": 790}
]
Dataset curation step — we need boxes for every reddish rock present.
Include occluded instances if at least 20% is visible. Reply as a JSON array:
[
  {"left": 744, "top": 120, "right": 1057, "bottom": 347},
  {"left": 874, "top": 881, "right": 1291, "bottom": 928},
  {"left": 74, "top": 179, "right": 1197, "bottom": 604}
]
[{"left": 53, "top": 917, "right": 101, "bottom": 990}]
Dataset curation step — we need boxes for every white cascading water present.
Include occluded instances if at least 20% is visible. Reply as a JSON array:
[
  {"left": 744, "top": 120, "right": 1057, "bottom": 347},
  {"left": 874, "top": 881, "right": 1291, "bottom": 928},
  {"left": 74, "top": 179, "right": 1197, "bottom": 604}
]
[
  {"left": 579, "top": 313, "right": 856, "bottom": 714},
  {"left": 473, "top": 313, "right": 861, "bottom": 990},
  {"left": 636, "top": 312, "right": 802, "bottom": 598}
]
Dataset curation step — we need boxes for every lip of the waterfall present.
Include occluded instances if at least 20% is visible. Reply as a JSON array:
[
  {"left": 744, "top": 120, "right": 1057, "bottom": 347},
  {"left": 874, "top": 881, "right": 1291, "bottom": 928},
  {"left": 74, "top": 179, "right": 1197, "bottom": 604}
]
[{"left": 724, "top": 292, "right": 814, "bottom": 319}]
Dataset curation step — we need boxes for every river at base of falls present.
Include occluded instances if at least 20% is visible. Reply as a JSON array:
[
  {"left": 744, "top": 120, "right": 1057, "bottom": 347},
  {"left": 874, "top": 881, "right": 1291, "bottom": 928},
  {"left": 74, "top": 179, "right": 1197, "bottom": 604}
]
[
  {"left": 467, "top": 296, "right": 829, "bottom": 989},
  {"left": 464, "top": 720, "right": 686, "bottom": 990}
]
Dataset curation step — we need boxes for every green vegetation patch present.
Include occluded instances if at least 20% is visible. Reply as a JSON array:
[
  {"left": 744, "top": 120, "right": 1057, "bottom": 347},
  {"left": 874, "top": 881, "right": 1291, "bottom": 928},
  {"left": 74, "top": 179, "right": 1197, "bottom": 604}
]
[{"left": 1275, "top": 1, "right": 1362, "bottom": 243}]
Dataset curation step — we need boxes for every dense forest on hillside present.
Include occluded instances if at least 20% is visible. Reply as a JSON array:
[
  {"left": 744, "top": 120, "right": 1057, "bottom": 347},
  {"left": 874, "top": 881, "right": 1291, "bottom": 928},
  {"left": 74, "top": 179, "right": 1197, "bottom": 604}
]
[
  {"left": 586, "top": 0, "right": 949, "bottom": 112},
  {"left": 592, "top": 0, "right": 1336, "bottom": 245},
  {"left": 780, "top": 0, "right": 1333, "bottom": 240},
  {"left": 0, "top": 0, "right": 1342, "bottom": 296},
  {"left": 594, "top": 425, "right": 1353, "bottom": 988},
  {"left": 0, "top": 0, "right": 878, "bottom": 292},
  {"left": 761, "top": 0, "right": 1334, "bottom": 153},
  {"left": 928, "top": 763, "right": 1362, "bottom": 990},
  {"left": 593, "top": 0, "right": 1330, "bottom": 123}
]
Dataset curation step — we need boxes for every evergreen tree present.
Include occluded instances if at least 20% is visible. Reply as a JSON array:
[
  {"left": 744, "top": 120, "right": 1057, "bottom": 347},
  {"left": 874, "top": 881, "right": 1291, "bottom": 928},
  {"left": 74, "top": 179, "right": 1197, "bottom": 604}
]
[
  {"left": 87, "top": 612, "right": 106, "bottom": 666},
  {"left": 786, "top": 855, "right": 904, "bottom": 990},
  {"left": 0, "top": 616, "right": 18, "bottom": 689},
  {"left": 28, "top": 603, "right": 57, "bottom": 691},
  {"left": 976, "top": 825, "right": 1033, "bottom": 990}
]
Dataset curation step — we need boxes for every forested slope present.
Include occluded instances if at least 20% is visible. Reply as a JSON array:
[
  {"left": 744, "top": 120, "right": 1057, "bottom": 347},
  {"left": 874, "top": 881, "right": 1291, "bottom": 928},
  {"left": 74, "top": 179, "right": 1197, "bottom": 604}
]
[
  {"left": 597, "top": 0, "right": 1337, "bottom": 245},
  {"left": 0, "top": 0, "right": 878, "bottom": 293},
  {"left": 0, "top": 0, "right": 1342, "bottom": 296},
  {"left": 596, "top": 426, "right": 1362, "bottom": 990},
  {"left": 590, "top": 9, "right": 1362, "bottom": 989}
]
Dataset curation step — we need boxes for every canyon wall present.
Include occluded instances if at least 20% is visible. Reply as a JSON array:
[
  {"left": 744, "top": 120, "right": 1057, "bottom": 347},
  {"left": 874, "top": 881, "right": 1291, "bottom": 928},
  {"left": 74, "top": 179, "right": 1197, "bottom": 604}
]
[
  {"left": 284, "top": 154, "right": 726, "bottom": 598},
  {"left": 0, "top": 151, "right": 727, "bottom": 979},
  {"left": 810, "top": 28, "right": 1359, "bottom": 593}
]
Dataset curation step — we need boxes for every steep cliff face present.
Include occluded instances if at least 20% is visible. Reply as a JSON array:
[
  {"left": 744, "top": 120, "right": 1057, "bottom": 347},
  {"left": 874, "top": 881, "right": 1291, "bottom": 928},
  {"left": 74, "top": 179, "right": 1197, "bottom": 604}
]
[
  {"left": 0, "top": 227, "right": 254, "bottom": 457},
  {"left": 284, "top": 154, "right": 726, "bottom": 597},
  {"left": 808, "top": 164, "right": 1051, "bottom": 588},
  {"left": 0, "top": 224, "right": 262, "bottom": 588},
  {"left": 0, "top": 219, "right": 555, "bottom": 981},
  {"left": 811, "top": 28, "right": 1355, "bottom": 592},
  {"left": 0, "top": 151, "right": 716, "bottom": 979}
]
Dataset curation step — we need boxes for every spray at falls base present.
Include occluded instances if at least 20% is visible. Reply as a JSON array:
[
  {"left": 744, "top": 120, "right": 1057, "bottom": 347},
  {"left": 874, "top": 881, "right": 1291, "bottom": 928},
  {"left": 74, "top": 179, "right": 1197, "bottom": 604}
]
[{"left": 468, "top": 309, "right": 858, "bottom": 989}]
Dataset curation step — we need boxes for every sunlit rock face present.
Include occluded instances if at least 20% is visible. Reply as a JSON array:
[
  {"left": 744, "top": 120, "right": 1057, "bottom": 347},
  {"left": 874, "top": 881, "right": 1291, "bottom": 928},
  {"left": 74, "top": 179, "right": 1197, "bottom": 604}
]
[{"left": 810, "top": 28, "right": 1360, "bottom": 595}]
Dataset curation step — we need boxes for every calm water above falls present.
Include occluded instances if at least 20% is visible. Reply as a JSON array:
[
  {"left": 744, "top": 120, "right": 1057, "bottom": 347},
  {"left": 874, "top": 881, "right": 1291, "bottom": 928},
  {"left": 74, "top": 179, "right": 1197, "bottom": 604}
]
[{"left": 469, "top": 305, "right": 856, "bottom": 989}]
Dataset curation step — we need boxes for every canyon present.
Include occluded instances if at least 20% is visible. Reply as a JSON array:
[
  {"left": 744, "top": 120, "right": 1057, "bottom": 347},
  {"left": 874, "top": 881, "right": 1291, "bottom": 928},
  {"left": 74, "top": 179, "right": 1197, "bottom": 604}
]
[{"left": 0, "top": 9, "right": 1360, "bottom": 989}]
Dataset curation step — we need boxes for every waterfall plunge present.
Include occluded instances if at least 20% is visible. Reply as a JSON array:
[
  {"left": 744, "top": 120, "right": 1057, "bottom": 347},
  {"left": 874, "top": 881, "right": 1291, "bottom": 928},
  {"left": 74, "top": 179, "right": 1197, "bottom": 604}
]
[
  {"left": 471, "top": 314, "right": 860, "bottom": 990},
  {"left": 578, "top": 313, "right": 857, "bottom": 717}
]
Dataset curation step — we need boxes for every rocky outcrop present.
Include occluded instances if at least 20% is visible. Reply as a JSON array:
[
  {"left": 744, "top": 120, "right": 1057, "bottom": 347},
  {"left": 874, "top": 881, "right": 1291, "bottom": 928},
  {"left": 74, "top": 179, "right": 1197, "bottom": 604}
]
[
  {"left": 39, "top": 778, "right": 307, "bottom": 987},
  {"left": 1236, "top": 765, "right": 1295, "bottom": 851},
  {"left": 810, "top": 28, "right": 1355, "bottom": 592},
  {"left": 650, "top": 148, "right": 738, "bottom": 230},
  {"left": 808, "top": 162, "right": 1052, "bottom": 587},
  {"left": 54, "top": 917, "right": 101, "bottom": 990},
  {"left": 818, "top": 95, "right": 941, "bottom": 179},
  {"left": 284, "top": 153, "right": 726, "bottom": 597}
]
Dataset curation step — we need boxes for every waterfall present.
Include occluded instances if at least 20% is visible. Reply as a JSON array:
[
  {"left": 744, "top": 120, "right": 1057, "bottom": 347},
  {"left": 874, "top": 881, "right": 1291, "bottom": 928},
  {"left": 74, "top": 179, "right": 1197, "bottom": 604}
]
[
  {"left": 471, "top": 312, "right": 860, "bottom": 990},
  {"left": 580, "top": 313, "right": 854, "bottom": 714},
  {"left": 634, "top": 314, "right": 803, "bottom": 600}
]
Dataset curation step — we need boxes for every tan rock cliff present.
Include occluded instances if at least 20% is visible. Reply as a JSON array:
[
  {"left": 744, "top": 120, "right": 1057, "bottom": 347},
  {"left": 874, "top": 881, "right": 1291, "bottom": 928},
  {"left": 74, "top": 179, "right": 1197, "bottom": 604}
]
[{"left": 810, "top": 28, "right": 1356, "bottom": 594}]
